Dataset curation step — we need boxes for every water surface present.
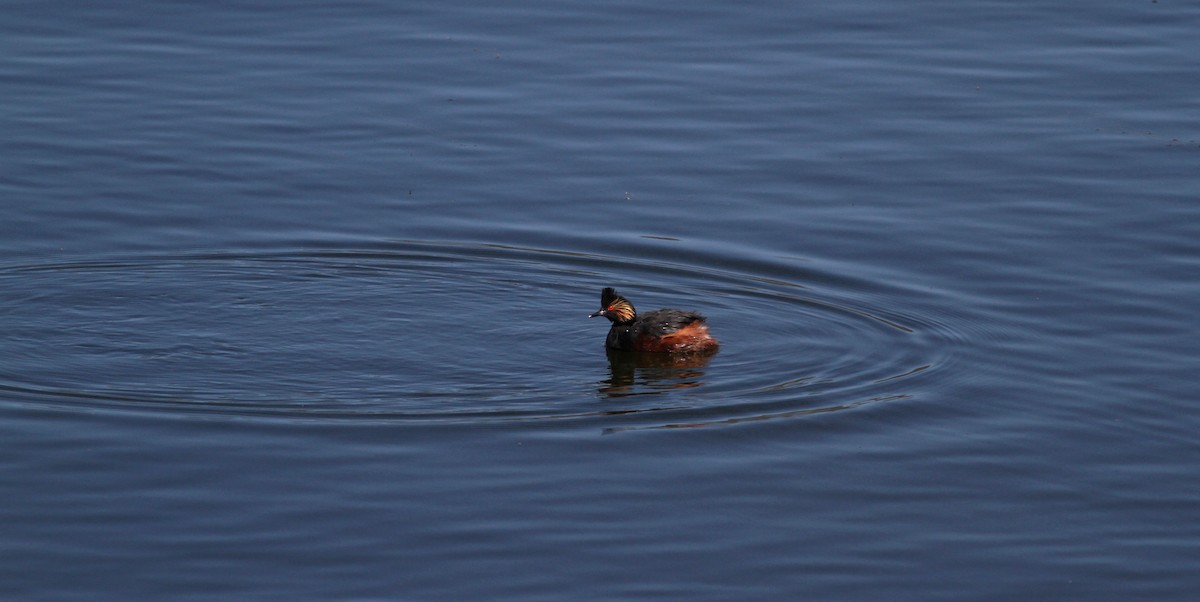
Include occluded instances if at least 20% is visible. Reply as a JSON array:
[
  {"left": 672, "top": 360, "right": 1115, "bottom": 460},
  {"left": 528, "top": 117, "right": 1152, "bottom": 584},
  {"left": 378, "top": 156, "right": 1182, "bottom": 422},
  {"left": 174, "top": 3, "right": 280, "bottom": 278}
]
[{"left": 2, "top": 1, "right": 1198, "bottom": 599}]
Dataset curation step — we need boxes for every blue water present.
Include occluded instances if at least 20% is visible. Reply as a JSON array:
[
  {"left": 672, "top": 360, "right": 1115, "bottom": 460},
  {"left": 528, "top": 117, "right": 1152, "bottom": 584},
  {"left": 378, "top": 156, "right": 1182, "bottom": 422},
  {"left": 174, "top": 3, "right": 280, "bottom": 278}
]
[{"left": 3, "top": 1, "right": 1199, "bottom": 599}]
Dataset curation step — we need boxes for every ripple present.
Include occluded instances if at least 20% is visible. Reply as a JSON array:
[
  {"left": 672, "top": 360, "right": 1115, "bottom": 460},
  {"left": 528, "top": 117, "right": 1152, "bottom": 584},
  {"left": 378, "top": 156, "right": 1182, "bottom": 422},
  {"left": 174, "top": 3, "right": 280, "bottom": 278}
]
[{"left": 0, "top": 241, "right": 965, "bottom": 429}]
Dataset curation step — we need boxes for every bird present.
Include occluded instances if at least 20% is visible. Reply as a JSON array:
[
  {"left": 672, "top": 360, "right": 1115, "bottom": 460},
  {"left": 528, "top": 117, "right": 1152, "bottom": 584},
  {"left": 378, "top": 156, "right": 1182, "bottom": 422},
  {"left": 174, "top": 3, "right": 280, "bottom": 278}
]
[{"left": 588, "top": 287, "right": 719, "bottom": 354}]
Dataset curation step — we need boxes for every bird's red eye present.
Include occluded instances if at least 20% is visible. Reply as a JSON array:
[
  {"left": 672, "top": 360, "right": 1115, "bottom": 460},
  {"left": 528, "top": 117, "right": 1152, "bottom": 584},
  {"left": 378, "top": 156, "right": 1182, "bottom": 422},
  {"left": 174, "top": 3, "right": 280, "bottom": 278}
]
[{"left": 607, "top": 305, "right": 614, "bottom": 311}]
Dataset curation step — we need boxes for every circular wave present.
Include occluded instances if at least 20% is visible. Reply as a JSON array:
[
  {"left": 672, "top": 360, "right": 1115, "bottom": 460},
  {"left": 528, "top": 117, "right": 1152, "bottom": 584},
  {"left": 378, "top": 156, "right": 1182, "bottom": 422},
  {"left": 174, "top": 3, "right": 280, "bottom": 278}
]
[{"left": 0, "top": 241, "right": 963, "bottom": 429}]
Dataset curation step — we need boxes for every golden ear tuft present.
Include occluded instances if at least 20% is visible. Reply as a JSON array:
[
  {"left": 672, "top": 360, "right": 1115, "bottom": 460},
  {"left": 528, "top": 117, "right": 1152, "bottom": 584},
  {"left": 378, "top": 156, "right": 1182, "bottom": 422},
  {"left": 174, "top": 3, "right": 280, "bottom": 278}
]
[{"left": 596, "top": 287, "right": 636, "bottom": 321}]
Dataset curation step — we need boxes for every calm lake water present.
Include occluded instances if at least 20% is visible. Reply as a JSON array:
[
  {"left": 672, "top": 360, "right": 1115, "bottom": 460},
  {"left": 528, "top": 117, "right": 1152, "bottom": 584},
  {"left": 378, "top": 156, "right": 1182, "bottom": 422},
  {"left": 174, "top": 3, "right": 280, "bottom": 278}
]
[{"left": 3, "top": 1, "right": 1198, "bottom": 600}]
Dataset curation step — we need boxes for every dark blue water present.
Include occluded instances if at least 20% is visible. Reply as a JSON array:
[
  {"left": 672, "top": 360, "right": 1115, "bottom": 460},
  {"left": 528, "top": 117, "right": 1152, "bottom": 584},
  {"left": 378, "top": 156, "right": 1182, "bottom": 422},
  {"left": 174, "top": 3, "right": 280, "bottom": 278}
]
[{"left": 3, "top": 1, "right": 1198, "bottom": 599}]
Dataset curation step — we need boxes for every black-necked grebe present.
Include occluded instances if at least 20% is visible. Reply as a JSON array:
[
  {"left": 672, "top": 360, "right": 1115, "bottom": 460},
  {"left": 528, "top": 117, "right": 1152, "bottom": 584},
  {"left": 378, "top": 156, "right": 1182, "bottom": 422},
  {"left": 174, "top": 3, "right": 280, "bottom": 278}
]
[{"left": 589, "top": 287, "right": 719, "bottom": 354}]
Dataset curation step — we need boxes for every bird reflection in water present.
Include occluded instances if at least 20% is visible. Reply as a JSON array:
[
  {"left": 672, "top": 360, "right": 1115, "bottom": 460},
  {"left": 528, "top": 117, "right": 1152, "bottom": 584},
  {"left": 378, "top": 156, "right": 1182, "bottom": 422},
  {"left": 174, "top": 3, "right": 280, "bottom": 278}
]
[{"left": 597, "top": 347, "right": 715, "bottom": 398}]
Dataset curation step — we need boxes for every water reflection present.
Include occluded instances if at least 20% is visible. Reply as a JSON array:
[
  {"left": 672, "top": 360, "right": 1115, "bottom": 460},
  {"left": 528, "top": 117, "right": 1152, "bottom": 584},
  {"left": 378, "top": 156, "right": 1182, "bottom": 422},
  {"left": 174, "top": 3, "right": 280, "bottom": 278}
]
[{"left": 597, "top": 348, "right": 716, "bottom": 398}]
